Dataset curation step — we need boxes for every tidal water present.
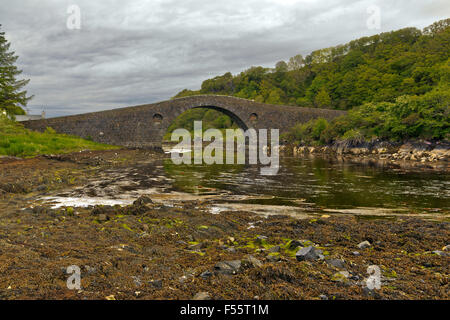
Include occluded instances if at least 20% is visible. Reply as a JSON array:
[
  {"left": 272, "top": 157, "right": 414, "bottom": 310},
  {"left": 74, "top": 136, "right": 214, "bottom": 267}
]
[
  {"left": 163, "top": 156, "right": 449, "bottom": 213},
  {"left": 40, "top": 153, "right": 449, "bottom": 218}
]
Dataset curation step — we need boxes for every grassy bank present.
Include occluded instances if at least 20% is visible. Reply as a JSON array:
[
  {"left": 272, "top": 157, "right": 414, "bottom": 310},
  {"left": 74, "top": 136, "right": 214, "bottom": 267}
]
[{"left": 0, "top": 116, "right": 118, "bottom": 157}]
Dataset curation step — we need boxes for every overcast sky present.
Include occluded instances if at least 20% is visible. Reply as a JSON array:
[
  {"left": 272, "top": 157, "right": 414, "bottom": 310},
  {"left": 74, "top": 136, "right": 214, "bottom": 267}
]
[{"left": 1, "top": 0, "right": 449, "bottom": 117}]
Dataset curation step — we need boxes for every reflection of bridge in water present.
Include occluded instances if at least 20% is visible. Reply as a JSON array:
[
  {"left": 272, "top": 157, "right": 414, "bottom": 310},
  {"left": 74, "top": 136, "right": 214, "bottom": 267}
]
[{"left": 23, "top": 95, "right": 345, "bottom": 149}]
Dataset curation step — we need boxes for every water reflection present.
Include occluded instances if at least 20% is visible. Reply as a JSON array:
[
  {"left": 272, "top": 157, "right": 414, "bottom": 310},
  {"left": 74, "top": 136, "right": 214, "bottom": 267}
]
[{"left": 163, "top": 155, "right": 449, "bottom": 212}]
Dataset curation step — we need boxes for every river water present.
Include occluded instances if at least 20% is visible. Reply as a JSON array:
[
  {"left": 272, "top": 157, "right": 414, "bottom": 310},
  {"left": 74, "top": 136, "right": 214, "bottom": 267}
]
[
  {"left": 39, "top": 152, "right": 450, "bottom": 219},
  {"left": 164, "top": 155, "right": 449, "bottom": 213}
]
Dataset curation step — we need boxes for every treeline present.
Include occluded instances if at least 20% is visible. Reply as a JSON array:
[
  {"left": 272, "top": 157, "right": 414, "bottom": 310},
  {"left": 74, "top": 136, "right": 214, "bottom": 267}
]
[{"left": 173, "top": 19, "right": 449, "bottom": 142}]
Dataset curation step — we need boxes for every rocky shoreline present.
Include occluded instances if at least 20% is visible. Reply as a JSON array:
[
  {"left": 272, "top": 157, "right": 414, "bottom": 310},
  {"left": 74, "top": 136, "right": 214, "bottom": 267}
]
[
  {"left": 0, "top": 149, "right": 448, "bottom": 300},
  {"left": 281, "top": 140, "right": 449, "bottom": 171}
]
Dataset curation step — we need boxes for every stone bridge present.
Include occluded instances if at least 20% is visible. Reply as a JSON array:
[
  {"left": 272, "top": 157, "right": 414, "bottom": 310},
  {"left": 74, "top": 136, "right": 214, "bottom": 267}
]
[{"left": 23, "top": 95, "right": 345, "bottom": 149}]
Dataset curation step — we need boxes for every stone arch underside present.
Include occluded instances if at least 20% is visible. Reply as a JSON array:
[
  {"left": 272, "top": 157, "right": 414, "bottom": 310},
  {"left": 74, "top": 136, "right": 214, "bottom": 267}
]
[{"left": 22, "top": 95, "right": 346, "bottom": 149}]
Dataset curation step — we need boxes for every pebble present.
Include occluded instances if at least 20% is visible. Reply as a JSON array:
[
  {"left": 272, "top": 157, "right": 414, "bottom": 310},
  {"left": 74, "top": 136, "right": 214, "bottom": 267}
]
[
  {"left": 357, "top": 241, "right": 371, "bottom": 249},
  {"left": 267, "top": 254, "right": 281, "bottom": 262},
  {"left": 148, "top": 279, "right": 163, "bottom": 289},
  {"left": 331, "top": 271, "right": 350, "bottom": 283},
  {"left": 193, "top": 292, "right": 211, "bottom": 300},
  {"left": 226, "top": 247, "right": 236, "bottom": 253},
  {"left": 243, "top": 255, "right": 263, "bottom": 268},
  {"left": 432, "top": 250, "right": 449, "bottom": 257},
  {"left": 200, "top": 271, "right": 213, "bottom": 279},
  {"left": 214, "top": 260, "right": 242, "bottom": 275},
  {"left": 326, "top": 259, "right": 346, "bottom": 269},
  {"left": 268, "top": 246, "right": 280, "bottom": 253},
  {"left": 254, "top": 235, "right": 268, "bottom": 245}
]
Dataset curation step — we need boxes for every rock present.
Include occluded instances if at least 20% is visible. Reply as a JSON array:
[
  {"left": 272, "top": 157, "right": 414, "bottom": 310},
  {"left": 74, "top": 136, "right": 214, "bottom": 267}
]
[
  {"left": 432, "top": 250, "right": 449, "bottom": 257},
  {"left": 91, "top": 205, "right": 115, "bottom": 216},
  {"left": 287, "top": 240, "right": 302, "bottom": 250},
  {"left": 319, "top": 294, "right": 328, "bottom": 300},
  {"left": 225, "top": 246, "right": 236, "bottom": 253},
  {"left": 97, "top": 214, "right": 108, "bottom": 222},
  {"left": 148, "top": 279, "right": 163, "bottom": 289},
  {"left": 133, "top": 195, "right": 153, "bottom": 206},
  {"left": 214, "top": 260, "right": 242, "bottom": 275},
  {"left": 132, "top": 276, "right": 142, "bottom": 287},
  {"left": 268, "top": 246, "right": 280, "bottom": 253},
  {"left": 200, "top": 271, "right": 213, "bottom": 279},
  {"left": 331, "top": 271, "right": 350, "bottom": 283},
  {"left": 266, "top": 254, "right": 280, "bottom": 262},
  {"left": 357, "top": 241, "right": 371, "bottom": 249},
  {"left": 188, "top": 243, "right": 203, "bottom": 251},
  {"left": 362, "top": 287, "right": 376, "bottom": 297},
  {"left": 295, "top": 246, "right": 324, "bottom": 261},
  {"left": 352, "top": 251, "right": 361, "bottom": 256},
  {"left": 36, "top": 184, "right": 47, "bottom": 192},
  {"left": 193, "top": 292, "right": 211, "bottom": 300},
  {"left": 287, "top": 239, "right": 313, "bottom": 250},
  {"left": 254, "top": 235, "right": 268, "bottom": 245},
  {"left": 326, "top": 259, "right": 346, "bottom": 269},
  {"left": 84, "top": 265, "right": 97, "bottom": 275},
  {"left": 242, "top": 255, "right": 263, "bottom": 268}
]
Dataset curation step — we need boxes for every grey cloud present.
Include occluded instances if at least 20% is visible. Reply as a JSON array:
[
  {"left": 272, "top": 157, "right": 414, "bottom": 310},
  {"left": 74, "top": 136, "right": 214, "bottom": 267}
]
[{"left": 0, "top": 0, "right": 448, "bottom": 117}]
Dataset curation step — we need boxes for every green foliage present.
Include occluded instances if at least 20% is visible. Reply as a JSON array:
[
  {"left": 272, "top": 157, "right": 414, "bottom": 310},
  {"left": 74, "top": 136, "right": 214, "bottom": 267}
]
[
  {"left": 174, "top": 18, "right": 449, "bottom": 142},
  {"left": 0, "top": 116, "right": 117, "bottom": 157},
  {"left": 0, "top": 25, "right": 32, "bottom": 115},
  {"left": 283, "top": 84, "right": 450, "bottom": 144},
  {"left": 174, "top": 19, "right": 449, "bottom": 111},
  {"left": 163, "top": 108, "right": 239, "bottom": 141}
]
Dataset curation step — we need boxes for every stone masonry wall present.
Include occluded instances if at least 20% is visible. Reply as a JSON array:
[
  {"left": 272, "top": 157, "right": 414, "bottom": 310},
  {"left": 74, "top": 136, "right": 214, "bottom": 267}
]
[{"left": 22, "top": 95, "right": 346, "bottom": 149}]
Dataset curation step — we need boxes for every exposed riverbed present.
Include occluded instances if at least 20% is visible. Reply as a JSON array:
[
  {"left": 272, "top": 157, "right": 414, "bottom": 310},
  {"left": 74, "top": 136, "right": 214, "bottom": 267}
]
[{"left": 0, "top": 149, "right": 448, "bottom": 299}]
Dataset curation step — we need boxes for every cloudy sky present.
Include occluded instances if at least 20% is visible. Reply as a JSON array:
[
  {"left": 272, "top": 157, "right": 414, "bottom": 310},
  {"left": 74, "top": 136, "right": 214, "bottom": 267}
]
[{"left": 1, "top": 0, "right": 448, "bottom": 117}]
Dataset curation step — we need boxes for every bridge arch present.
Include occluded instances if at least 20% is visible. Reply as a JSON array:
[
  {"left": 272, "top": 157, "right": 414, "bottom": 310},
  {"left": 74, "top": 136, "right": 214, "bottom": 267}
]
[
  {"left": 163, "top": 105, "right": 250, "bottom": 133},
  {"left": 22, "top": 95, "right": 346, "bottom": 149}
]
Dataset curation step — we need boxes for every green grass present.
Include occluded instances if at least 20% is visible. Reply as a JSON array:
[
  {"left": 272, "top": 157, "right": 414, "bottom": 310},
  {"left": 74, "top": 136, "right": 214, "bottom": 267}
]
[{"left": 0, "top": 116, "right": 118, "bottom": 158}]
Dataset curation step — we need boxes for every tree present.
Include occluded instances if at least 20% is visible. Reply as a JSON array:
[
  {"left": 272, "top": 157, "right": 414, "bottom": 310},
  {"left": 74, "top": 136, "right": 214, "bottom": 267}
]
[
  {"left": 275, "top": 61, "right": 288, "bottom": 73},
  {"left": 314, "top": 88, "right": 332, "bottom": 108},
  {"left": 287, "top": 54, "right": 304, "bottom": 71},
  {"left": 0, "top": 25, "right": 32, "bottom": 115}
]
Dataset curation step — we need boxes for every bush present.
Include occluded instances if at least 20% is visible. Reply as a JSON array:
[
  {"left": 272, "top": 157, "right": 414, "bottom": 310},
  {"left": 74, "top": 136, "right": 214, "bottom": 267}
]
[{"left": 283, "top": 85, "right": 449, "bottom": 144}]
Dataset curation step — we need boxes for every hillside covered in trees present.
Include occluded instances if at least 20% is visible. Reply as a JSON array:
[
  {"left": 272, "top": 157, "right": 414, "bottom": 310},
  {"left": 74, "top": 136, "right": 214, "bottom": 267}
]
[{"left": 173, "top": 19, "right": 449, "bottom": 143}]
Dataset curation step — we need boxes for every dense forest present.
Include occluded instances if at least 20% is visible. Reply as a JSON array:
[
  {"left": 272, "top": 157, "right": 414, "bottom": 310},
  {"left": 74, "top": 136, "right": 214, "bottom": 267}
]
[{"left": 172, "top": 19, "right": 449, "bottom": 143}]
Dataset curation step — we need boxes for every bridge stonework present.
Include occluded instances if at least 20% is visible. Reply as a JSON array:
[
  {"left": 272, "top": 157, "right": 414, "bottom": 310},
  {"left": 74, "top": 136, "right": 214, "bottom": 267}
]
[{"left": 22, "top": 95, "right": 345, "bottom": 148}]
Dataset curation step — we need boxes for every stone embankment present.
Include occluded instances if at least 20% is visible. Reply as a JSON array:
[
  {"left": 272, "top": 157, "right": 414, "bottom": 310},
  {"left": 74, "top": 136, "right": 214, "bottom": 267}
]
[{"left": 282, "top": 140, "right": 449, "bottom": 169}]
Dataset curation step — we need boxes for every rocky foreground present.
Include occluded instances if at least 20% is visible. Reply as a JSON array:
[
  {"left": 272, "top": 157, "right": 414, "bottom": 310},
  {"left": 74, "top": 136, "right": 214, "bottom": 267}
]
[{"left": 0, "top": 150, "right": 448, "bottom": 300}]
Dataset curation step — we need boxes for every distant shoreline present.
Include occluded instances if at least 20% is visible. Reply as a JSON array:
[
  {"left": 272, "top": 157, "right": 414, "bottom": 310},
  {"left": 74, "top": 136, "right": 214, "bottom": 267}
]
[{"left": 280, "top": 140, "right": 449, "bottom": 171}]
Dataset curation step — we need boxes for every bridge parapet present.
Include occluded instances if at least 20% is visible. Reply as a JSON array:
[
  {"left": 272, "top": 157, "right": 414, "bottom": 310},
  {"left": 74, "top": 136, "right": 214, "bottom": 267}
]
[{"left": 22, "top": 95, "right": 346, "bottom": 148}]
